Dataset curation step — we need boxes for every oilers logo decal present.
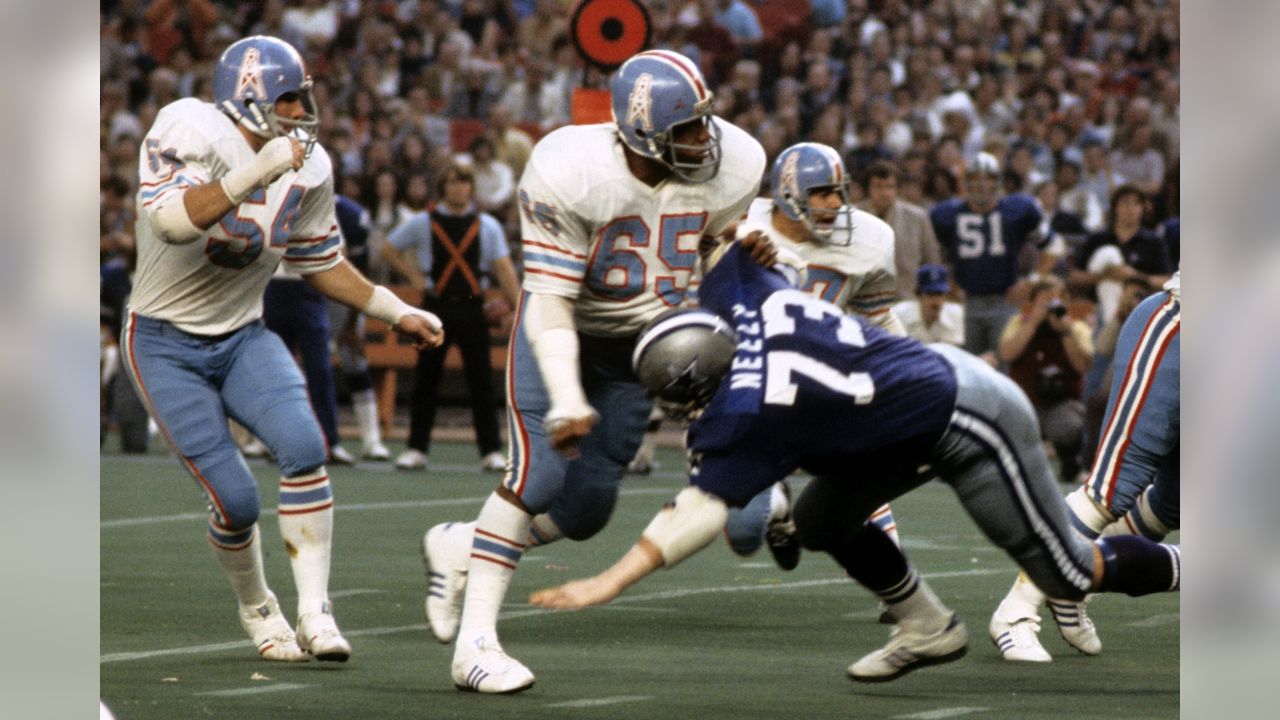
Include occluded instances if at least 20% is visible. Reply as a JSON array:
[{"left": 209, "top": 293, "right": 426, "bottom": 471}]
[
  {"left": 626, "top": 72, "right": 654, "bottom": 131},
  {"left": 235, "top": 47, "right": 267, "bottom": 100}
]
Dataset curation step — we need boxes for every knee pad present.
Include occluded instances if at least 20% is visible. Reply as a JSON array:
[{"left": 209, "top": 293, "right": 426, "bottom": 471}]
[
  {"left": 213, "top": 486, "right": 261, "bottom": 532},
  {"left": 724, "top": 496, "right": 770, "bottom": 557},
  {"left": 272, "top": 430, "right": 328, "bottom": 477}
]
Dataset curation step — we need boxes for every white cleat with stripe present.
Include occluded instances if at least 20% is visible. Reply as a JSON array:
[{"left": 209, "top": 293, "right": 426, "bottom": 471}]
[
  {"left": 1048, "top": 598, "right": 1101, "bottom": 655},
  {"left": 847, "top": 615, "right": 968, "bottom": 682},
  {"left": 423, "top": 522, "right": 473, "bottom": 644},
  {"left": 989, "top": 616, "right": 1052, "bottom": 662},
  {"left": 296, "top": 603, "right": 351, "bottom": 662},
  {"left": 239, "top": 593, "right": 309, "bottom": 662},
  {"left": 452, "top": 639, "right": 535, "bottom": 694}
]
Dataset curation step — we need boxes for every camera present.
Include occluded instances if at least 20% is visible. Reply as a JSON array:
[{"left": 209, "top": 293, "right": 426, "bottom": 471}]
[{"left": 1048, "top": 300, "right": 1067, "bottom": 318}]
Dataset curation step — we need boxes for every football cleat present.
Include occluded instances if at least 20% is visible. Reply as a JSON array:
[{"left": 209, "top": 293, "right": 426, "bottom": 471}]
[
  {"left": 395, "top": 448, "right": 429, "bottom": 470},
  {"left": 241, "top": 438, "right": 270, "bottom": 459},
  {"left": 239, "top": 593, "right": 309, "bottom": 662},
  {"left": 296, "top": 603, "right": 351, "bottom": 662},
  {"left": 480, "top": 451, "right": 507, "bottom": 472},
  {"left": 626, "top": 454, "right": 654, "bottom": 475},
  {"left": 363, "top": 441, "right": 391, "bottom": 461},
  {"left": 764, "top": 482, "right": 800, "bottom": 571},
  {"left": 423, "top": 522, "right": 472, "bottom": 644},
  {"left": 329, "top": 445, "right": 357, "bottom": 466},
  {"left": 1048, "top": 598, "right": 1102, "bottom": 655},
  {"left": 989, "top": 616, "right": 1052, "bottom": 663},
  {"left": 452, "top": 639, "right": 535, "bottom": 694},
  {"left": 847, "top": 615, "right": 969, "bottom": 682}
]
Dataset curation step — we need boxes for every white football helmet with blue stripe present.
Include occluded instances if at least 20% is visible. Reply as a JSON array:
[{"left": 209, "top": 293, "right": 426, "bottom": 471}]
[
  {"left": 771, "top": 142, "right": 855, "bottom": 245},
  {"left": 213, "top": 35, "right": 320, "bottom": 157},
  {"left": 611, "top": 50, "right": 721, "bottom": 183}
]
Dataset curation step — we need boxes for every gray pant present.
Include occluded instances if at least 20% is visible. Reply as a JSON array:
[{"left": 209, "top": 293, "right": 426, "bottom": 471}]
[
  {"left": 963, "top": 293, "right": 1017, "bottom": 358},
  {"left": 794, "top": 344, "right": 1097, "bottom": 600}
]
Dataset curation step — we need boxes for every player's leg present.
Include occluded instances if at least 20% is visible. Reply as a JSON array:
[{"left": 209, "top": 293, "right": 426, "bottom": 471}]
[
  {"left": 120, "top": 315, "right": 307, "bottom": 662},
  {"left": 223, "top": 323, "right": 349, "bottom": 661},
  {"left": 725, "top": 482, "right": 799, "bottom": 570},
  {"left": 454, "top": 299, "right": 504, "bottom": 468},
  {"left": 330, "top": 303, "right": 388, "bottom": 459},
  {"left": 441, "top": 303, "right": 562, "bottom": 692},
  {"left": 793, "top": 471, "right": 966, "bottom": 681},
  {"left": 294, "top": 285, "right": 350, "bottom": 463},
  {"left": 627, "top": 406, "right": 664, "bottom": 474},
  {"left": 397, "top": 302, "right": 453, "bottom": 470}
]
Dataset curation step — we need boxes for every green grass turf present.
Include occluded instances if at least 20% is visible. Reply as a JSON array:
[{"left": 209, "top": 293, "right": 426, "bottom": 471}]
[{"left": 101, "top": 442, "right": 1178, "bottom": 719}]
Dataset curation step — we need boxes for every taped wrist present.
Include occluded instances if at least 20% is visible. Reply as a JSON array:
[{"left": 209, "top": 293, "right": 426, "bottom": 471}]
[
  {"left": 641, "top": 486, "right": 729, "bottom": 567},
  {"left": 220, "top": 136, "right": 294, "bottom": 204},
  {"left": 364, "top": 285, "right": 441, "bottom": 331},
  {"left": 150, "top": 197, "right": 203, "bottom": 245}
]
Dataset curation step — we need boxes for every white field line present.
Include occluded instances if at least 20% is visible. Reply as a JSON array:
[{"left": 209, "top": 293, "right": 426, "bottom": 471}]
[
  {"left": 545, "top": 695, "right": 654, "bottom": 708},
  {"left": 193, "top": 683, "right": 312, "bottom": 697},
  {"left": 893, "top": 707, "right": 991, "bottom": 719},
  {"left": 100, "top": 568, "right": 1004, "bottom": 664}
]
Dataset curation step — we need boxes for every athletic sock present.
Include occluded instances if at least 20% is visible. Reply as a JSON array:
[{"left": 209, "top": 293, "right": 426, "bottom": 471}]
[
  {"left": 277, "top": 467, "right": 334, "bottom": 618},
  {"left": 994, "top": 571, "right": 1046, "bottom": 622},
  {"left": 868, "top": 503, "right": 900, "bottom": 546},
  {"left": 831, "top": 522, "right": 949, "bottom": 633},
  {"left": 526, "top": 513, "right": 563, "bottom": 547},
  {"left": 209, "top": 521, "right": 270, "bottom": 608},
  {"left": 1101, "top": 486, "right": 1172, "bottom": 541},
  {"left": 351, "top": 388, "right": 384, "bottom": 451},
  {"left": 1096, "top": 535, "right": 1180, "bottom": 596},
  {"left": 1064, "top": 486, "right": 1115, "bottom": 539},
  {"left": 456, "top": 492, "right": 530, "bottom": 654}
]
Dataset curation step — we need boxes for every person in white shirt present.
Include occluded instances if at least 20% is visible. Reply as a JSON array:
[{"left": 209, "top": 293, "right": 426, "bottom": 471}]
[{"left": 893, "top": 264, "right": 966, "bottom": 346}]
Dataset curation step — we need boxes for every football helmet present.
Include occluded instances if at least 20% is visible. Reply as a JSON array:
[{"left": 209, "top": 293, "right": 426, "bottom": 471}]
[
  {"left": 771, "top": 142, "right": 854, "bottom": 245},
  {"left": 964, "top": 151, "right": 1002, "bottom": 210},
  {"left": 611, "top": 50, "right": 721, "bottom": 182},
  {"left": 632, "top": 308, "right": 737, "bottom": 421},
  {"left": 213, "top": 36, "right": 320, "bottom": 157}
]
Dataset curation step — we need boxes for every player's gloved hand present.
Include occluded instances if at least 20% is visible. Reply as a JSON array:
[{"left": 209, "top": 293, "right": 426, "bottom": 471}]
[
  {"left": 740, "top": 229, "right": 779, "bottom": 268},
  {"left": 395, "top": 308, "right": 444, "bottom": 349},
  {"left": 529, "top": 575, "right": 621, "bottom": 609},
  {"left": 220, "top": 136, "right": 304, "bottom": 204},
  {"left": 544, "top": 402, "right": 600, "bottom": 460}
]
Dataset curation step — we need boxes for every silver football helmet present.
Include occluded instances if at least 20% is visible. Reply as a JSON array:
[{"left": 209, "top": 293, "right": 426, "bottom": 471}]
[{"left": 632, "top": 308, "right": 737, "bottom": 421}]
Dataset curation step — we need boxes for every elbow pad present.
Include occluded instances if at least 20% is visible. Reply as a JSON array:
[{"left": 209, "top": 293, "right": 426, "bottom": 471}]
[
  {"left": 641, "top": 486, "right": 730, "bottom": 567},
  {"left": 150, "top": 197, "right": 203, "bottom": 245}
]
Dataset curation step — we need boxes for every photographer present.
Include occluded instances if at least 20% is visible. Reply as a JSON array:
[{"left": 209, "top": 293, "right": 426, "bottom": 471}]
[{"left": 998, "top": 276, "right": 1094, "bottom": 482}]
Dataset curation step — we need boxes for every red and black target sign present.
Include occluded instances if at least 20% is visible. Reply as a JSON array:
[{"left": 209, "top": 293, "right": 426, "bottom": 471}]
[{"left": 569, "top": 0, "right": 651, "bottom": 71}]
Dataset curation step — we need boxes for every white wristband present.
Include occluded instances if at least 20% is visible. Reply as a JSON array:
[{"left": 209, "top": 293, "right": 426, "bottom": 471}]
[
  {"left": 641, "top": 486, "right": 730, "bottom": 567},
  {"left": 363, "top": 285, "right": 443, "bottom": 332}
]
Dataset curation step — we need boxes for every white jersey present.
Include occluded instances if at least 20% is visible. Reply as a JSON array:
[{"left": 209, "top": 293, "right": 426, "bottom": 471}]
[
  {"left": 517, "top": 118, "right": 765, "bottom": 336},
  {"left": 893, "top": 298, "right": 966, "bottom": 346},
  {"left": 129, "top": 98, "right": 342, "bottom": 335},
  {"left": 737, "top": 198, "right": 902, "bottom": 332}
]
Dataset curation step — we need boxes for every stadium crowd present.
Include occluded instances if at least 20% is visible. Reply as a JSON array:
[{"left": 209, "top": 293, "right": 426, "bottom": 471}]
[{"left": 100, "top": 0, "right": 1178, "bottom": 481}]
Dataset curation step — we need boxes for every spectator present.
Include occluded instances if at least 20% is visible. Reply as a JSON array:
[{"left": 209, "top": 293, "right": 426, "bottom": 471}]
[
  {"left": 486, "top": 103, "right": 534, "bottom": 179},
  {"left": 1055, "top": 159, "right": 1106, "bottom": 233},
  {"left": 893, "top": 264, "right": 965, "bottom": 346},
  {"left": 1110, "top": 123, "right": 1165, "bottom": 196},
  {"left": 859, "top": 160, "right": 944, "bottom": 300},
  {"left": 382, "top": 163, "right": 521, "bottom": 472},
  {"left": 461, "top": 136, "right": 516, "bottom": 215},
  {"left": 1080, "top": 136, "right": 1123, "bottom": 213},
  {"left": 998, "top": 276, "right": 1094, "bottom": 482},
  {"left": 1069, "top": 185, "right": 1173, "bottom": 324}
]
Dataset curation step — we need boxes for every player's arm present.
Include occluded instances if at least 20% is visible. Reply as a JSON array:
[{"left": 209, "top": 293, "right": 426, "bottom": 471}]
[
  {"left": 306, "top": 260, "right": 444, "bottom": 349},
  {"left": 151, "top": 136, "right": 303, "bottom": 244},
  {"left": 529, "top": 486, "right": 730, "bottom": 609}
]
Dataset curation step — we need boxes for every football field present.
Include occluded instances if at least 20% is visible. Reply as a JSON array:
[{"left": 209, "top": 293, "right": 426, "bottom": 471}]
[{"left": 101, "top": 442, "right": 1178, "bottom": 719}]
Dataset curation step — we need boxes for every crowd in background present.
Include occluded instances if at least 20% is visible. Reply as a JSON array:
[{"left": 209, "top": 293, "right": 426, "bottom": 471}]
[{"left": 100, "top": 0, "right": 1179, "bottom": 479}]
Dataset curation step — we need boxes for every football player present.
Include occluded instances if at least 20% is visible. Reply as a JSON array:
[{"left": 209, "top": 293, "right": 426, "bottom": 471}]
[
  {"left": 930, "top": 153, "right": 1058, "bottom": 361},
  {"left": 530, "top": 242, "right": 1180, "bottom": 685},
  {"left": 990, "top": 272, "right": 1180, "bottom": 661},
  {"left": 722, "top": 142, "right": 904, "bottom": 573},
  {"left": 419, "top": 50, "right": 768, "bottom": 693},
  {"left": 122, "top": 36, "right": 442, "bottom": 663}
]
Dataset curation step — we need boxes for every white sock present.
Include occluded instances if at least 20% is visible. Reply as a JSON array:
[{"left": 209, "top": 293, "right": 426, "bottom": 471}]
[
  {"left": 1101, "top": 486, "right": 1172, "bottom": 541},
  {"left": 994, "top": 571, "right": 1046, "bottom": 622},
  {"left": 277, "top": 467, "right": 334, "bottom": 618},
  {"left": 456, "top": 492, "right": 530, "bottom": 654},
  {"left": 209, "top": 522, "right": 270, "bottom": 608},
  {"left": 352, "top": 388, "right": 383, "bottom": 450},
  {"left": 869, "top": 504, "right": 900, "bottom": 547},
  {"left": 882, "top": 569, "right": 951, "bottom": 634},
  {"left": 526, "top": 513, "right": 564, "bottom": 547},
  {"left": 1064, "top": 486, "right": 1115, "bottom": 539}
]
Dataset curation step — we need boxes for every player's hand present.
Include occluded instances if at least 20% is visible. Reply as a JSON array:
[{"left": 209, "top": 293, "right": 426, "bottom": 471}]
[
  {"left": 545, "top": 404, "right": 600, "bottom": 459},
  {"left": 395, "top": 309, "right": 444, "bottom": 349},
  {"left": 529, "top": 576, "right": 621, "bottom": 609},
  {"left": 740, "top": 229, "right": 779, "bottom": 267}
]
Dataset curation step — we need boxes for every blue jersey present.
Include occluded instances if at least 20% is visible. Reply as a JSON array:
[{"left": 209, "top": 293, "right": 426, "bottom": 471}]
[
  {"left": 687, "top": 245, "right": 958, "bottom": 507},
  {"left": 931, "top": 194, "right": 1043, "bottom": 295},
  {"left": 335, "top": 195, "right": 372, "bottom": 274}
]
